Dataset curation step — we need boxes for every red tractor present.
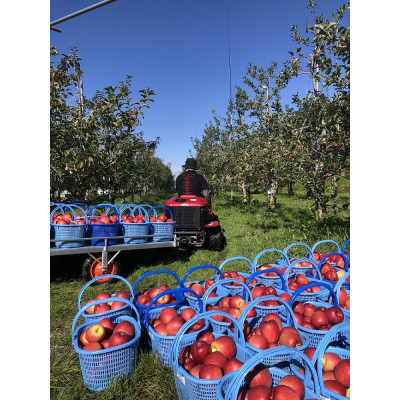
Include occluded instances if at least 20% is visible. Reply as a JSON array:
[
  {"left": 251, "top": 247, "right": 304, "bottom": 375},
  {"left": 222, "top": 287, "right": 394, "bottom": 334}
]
[{"left": 165, "top": 195, "right": 226, "bottom": 251}]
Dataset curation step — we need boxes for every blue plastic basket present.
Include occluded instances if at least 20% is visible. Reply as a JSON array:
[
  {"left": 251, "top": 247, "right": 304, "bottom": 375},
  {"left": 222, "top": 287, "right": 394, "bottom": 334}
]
[
  {"left": 87, "top": 204, "right": 120, "bottom": 246},
  {"left": 317, "top": 252, "right": 350, "bottom": 290},
  {"left": 251, "top": 248, "right": 293, "bottom": 288},
  {"left": 144, "top": 288, "right": 206, "bottom": 367},
  {"left": 181, "top": 264, "right": 224, "bottom": 311},
  {"left": 237, "top": 294, "right": 310, "bottom": 357},
  {"left": 148, "top": 206, "right": 175, "bottom": 242},
  {"left": 244, "top": 269, "right": 288, "bottom": 318},
  {"left": 282, "top": 242, "right": 314, "bottom": 271},
  {"left": 119, "top": 204, "right": 150, "bottom": 244},
  {"left": 217, "top": 347, "right": 322, "bottom": 400},
  {"left": 72, "top": 297, "right": 141, "bottom": 391},
  {"left": 283, "top": 258, "right": 331, "bottom": 303},
  {"left": 202, "top": 278, "right": 254, "bottom": 334},
  {"left": 132, "top": 270, "right": 184, "bottom": 320},
  {"left": 289, "top": 282, "right": 350, "bottom": 348},
  {"left": 311, "top": 239, "right": 341, "bottom": 259},
  {"left": 211, "top": 256, "right": 254, "bottom": 296},
  {"left": 170, "top": 310, "right": 252, "bottom": 400},
  {"left": 50, "top": 204, "right": 88, "bottom": 248},
  {"left": 310, "top": 323, "right": 350, "bottom": 399},
  {"left": 77, "top": 274, "right": 135, "bottom": 323}
]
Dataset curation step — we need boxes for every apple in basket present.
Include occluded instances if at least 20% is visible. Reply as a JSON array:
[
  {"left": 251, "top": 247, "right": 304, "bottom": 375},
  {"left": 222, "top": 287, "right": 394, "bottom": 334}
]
[
  {"left": 277, "top": 374, "right": 306, "bottom": 400},
  {"left": 245, "top": 363, "right": 273, "bottom": 389},
  {"left": 114, "top": 320, "right": 135, "bottom": 337},
  {"left": 98, "top": 318, "right": 115, "bottom": 336},
  {"left": 85, "top": 324, "right": 106, "bottom": 343},
  {"left": 137, "top": 293, "right": 150, "bottom": 306},
  {"left": 199, "top": 364, "right": 223, "bottom": 380},
  {"left": 84, "top": 299, "right": 96, "bottom": 314},
  {"left": 83, "top": 342, "right": 103, "bottom": 351},
  {"left": 109, "top": 331, "right": 133, "bottom": 348},
  {"left": 159, "top": 307, "right": 178, "bottom": 324},
  {"left": 210, "top": 335, "right": 237, "bottom": 360}
]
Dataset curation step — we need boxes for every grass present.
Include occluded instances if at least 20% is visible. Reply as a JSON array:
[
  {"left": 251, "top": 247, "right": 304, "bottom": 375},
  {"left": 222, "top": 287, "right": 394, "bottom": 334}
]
[{"left": 50, "top": 183, "right": 349, "bottom": 399}]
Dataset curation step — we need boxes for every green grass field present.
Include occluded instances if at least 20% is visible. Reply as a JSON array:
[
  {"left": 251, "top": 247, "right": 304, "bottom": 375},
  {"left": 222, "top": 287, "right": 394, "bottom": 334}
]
[{"left": 50, "top": 183, "right": 349, "bottom": 399}]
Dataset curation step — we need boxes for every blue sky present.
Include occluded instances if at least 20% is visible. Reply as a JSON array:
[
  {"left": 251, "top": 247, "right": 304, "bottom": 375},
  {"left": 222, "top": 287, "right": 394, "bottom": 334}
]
[{"left": 50, "top": 0, "right": 349, "bottom": 177}]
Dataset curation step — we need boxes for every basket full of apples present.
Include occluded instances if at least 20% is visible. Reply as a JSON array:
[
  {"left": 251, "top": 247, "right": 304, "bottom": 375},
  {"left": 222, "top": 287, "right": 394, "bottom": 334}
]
[
  {"left": 317, "top": 252, "right": 350, "bottom": 290},
  {"left": 251, "top": 248, "right": 293, "bottom": 288},
  {"left": 211, "top": 256, "right": 253, "bottom": 297},
  {"left": 119, "top": 204, "right": 150, "bottom": 244},
  {"left": 78, "top": 274, "right": 136, "bottom": 323},
  {"left": 245, "top": 269, "right": 289, "bottom": 318},
  {"left": 217, "top": 346, "right": 322, "bottom": 400},
  {"left": 237, "top": 295, "right": 310, "bottom": 359},
  {"left": 170, "top": 310, "right": 253, "bottom": 400},
  {"left": 202, "top": 278, "right": 254, "bottom": 334},
  {"left": 72, "top": 297, "right": 141, "bottom": 391},
  {"left": 50, "top": 204, "right": 88, "bottom": 248},
  {"left": 288, "top": 281, "right": 350, "bottom": 348},
  {"left": 181, "top": 264, "right": 225, "bottom": 311},
  {"left": 132, "top": 269, "right": 185, "bottom": 319},
  {"left": 144, "top": 288, "right": 208, "bottom": 367},
  {"left": 311, "top": 323, "right": 350, "bottom": 399},
  {"left": 147, "top": 205, "right": 175, "bottom": 242},
  {"left": 87, "top": 204, "right": 121, "bottom": 246}
]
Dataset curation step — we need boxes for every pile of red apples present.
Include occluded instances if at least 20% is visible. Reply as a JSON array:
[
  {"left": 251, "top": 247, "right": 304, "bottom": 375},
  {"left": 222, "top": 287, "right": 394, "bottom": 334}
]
[
  {"left": 79, "top": 318, "right": 135, "bottom": 351},
  {"left": 84, "top": 290, "right": 131, "bottom": 315},
  {"left": 136, "top": 284, "right": 178, "bottom": 307}
]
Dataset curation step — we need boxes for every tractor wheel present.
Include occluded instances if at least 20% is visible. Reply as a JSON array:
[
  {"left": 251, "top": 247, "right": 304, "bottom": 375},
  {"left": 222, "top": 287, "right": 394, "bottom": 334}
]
[
  {"left": 81, "top": 255, "right": 120, "bottom": 283},
  {"left": 207, "top": 230, "right": 227, "bottom": 252}
]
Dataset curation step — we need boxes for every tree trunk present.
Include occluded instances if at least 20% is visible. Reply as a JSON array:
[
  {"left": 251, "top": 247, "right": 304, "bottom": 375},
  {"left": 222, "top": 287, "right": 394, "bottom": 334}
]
[
  {"left": 121, "top": 189, "right": 125, "bottom": 203},
  {"left": 288, "top": 180, "right": 294, "bottom": 196},
  {"left": 85, "top": 189, "right": 89, "bottom": 202},
  {"left": 330, "top": 176, "right": 338, "bottom": 198},
  {"left": 315, "top": 174, "right": 328, "bottom": 218},
  {"left": 240, "top": 181, "right": 248, "bottom": 204},
  {"left": 269, "top": 180, "right": 278, "bottom": 209}
]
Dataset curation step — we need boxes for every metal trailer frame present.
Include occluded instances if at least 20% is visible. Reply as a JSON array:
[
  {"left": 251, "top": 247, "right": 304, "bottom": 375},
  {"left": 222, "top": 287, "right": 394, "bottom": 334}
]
[{"left": 50, "top": 232, "right": 178, "bottom": 275}]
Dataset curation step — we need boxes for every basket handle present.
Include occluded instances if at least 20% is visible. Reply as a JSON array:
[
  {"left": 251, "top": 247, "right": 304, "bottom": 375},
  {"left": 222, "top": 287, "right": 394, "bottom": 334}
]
[
  {"left": 181, "top": 264, "right": 224, "bottom": 287},
  {"left": 311, "top": 239, "right": 341, "bottom": 254},
  {"left": 218, "top": 256, "right": 254, "bottom": 272},
  {"left": 237, "top": 294, "right": 297, "bottom": 328},
  {"left": 77, "top": 274, "right": 135, "bottom": 311},
  {"left": 132, "top": 270, "right": 182, "bottom": 295},
  {"left": 143, "top": 287, "right": 204, "bottom": 329},
  {"left": 170, "top": 310, "right": 247, "bottom": 367},
  {"left": 253, "top": 248, "right": 290, "bottom": 270},
  {"left": 283, "top": 258, "right": 321, "bottom": 281},
  {"left": 283, "top": 242, "right": 313, "bottom": 260},
  {"left": 245, "top": 268, "right": 286, "bottom": 290},
  {"left": 342, "top": 238, "right": 350, "bottom": 255},
  {"left": 71, "top": 296, "right": 139, "bottom": 337},
  {"left": 225, "top": 346, "right": 321, "bottom": 400},
  {"left": 50, "top": 204, "right": 64, "bottom": 223},
  {"left": 312, "top": 321, "right": 350, "bottom": 387},
  {"left": 288, "top": 281, "right": 339, "bottom": 307},
  {"left": 118, "top": 205, "right": 149, "bottom": 223},
  {"left": 333, "top": 271, "right": 350, "bottom": 295},
  {"left": 318, "top": 252, "right": 349, "bottom": 272},
  {"left": 147, "top": 205, "right": 174, "bottom": 219},
  {"left": 88, "top": 203, "right": 120, "bottom": 217},
  {"left": 202, "top": 278, "right": 253, "bottom": 304},
  {"left": 50, "top": 204, "right": 88, "bottom": 225}
]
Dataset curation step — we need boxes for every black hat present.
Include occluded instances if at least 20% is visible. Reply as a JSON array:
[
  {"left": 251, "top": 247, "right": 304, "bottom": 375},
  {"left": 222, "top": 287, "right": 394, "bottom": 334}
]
[{"left": 182, "top": 158, "right": 198, "bottom": 170}]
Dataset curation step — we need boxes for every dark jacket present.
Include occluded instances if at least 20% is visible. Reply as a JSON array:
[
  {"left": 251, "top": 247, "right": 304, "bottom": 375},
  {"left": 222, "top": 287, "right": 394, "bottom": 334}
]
[{"left": 176, "top": 169, "right": 209, "bottom": 197}]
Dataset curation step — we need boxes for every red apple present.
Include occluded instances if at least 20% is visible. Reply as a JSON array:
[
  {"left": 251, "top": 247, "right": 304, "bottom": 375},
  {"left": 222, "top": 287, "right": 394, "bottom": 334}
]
[
  {"left": 338, "top": 289, "right": 348, "bottom": 307},
  {"left": 326, "top": 306, "right": 345, "bottom": 325},
  {"left": 199, "top": 364, "right": 223, "bottom": 380},
  {"left": 248, "top": 334, "right": 269, "bottom": 350},
  {"left": 190, "top": 283, "right": 205, "bottom": 297},
  {"left": 109, "top": 331, "right": 132, "bottom": 347},
  {"left": 114, "top": 320, "right": 135, "bottom": 337},
  {"left": 224, "top": 358, "right": 243, "bottom": 375},
  {"left": 159, "top": 307, "right": 178, "bottom": 324},
  {"left": 211, "top": 335, "right": 237, "bottom": 360},
  {"left": 155, "top": 293, "right": 172, "bottom": 305},
  {"left": 278, "top": 374, "right": 305, "bottom": 400},
  {"left": 292, "top": 301, "right": 304, "bottom": 315},
  {"left": 324, "top": 380, "right": 347, "bottom": 396},
  {"left": 295, "top": 274, "right": 308, "bottom": 287},
  {"left": 189, "top": 318, "right": 205, "bottom": 332},
  {"left": 303, "top": 303, "right": 316, "bottom": 318},
  {"left": 191, "top": 339, "right": 211, "bottom": 364},
  {"left": 247, "top": 386, "right": 271, "bottom": 400},
  {"left": 311, "top": 310, "right": 329, "bottom": 329},
  {"left": 111, "top": 300, "right": 126, "bottom": 310},
  {"left": 271, "top": 384, "right": 300, "bottom": 400},
  {"left": 137, "top": 294, "right": 150, "bottom": 306},
  {"left": 245, "top": 363, "right": 272, "bottom": 389},
  {"left": 262, "top": 313, "right": 283, "bottom": 331},
  {"left": 322, "top": 352, "right": 342, "bottom": 372},
  {"left": 229, "top": 295, "right": 245, "bottom": 310},
  {"left": 98, "top": 317, "right": 114, "bottom": 336},
  {"left": 101, "top": 338, "right": 111, "bottom": 349},
  {"left": 259, "top": 320, "right": 281, "bottom": 343},
  {"left": 94, "top": 303, "right": 111, "bottom": 314},
  {"left": 334, "top": 359, "right": 350, "bottom": 387},
  {"left": 84, "top": 299, "right": 96, "bottom": 314},
  {"left": 183, "top": 358, "right": 196, "bottom": 372},
  {"left": 166, "top": 316, "right": 185, "bottom": 336},
  {"left": 83, "top": 342, "right": 103, "bottom": 351},
  {"left": 95, "top": 292, "right": 111, "bottom": 301},
  {"left": 148, "top": 288, "right": 162, "bottom": 300},
  {"left": 180, "top": 307, "right": 196, "bottom": 322},
  {"left": 85, "top": 324, "right": 106, "bottom": 343},
  {"left": 204, "top": 279, "right": 215, "bottom": 290},
  {"left": 250, "top": 286, "right": 265, "bottom": 299},
  {"left": 203, "top": 350, "right": 228, "bottom": 370},
  {"left": 239, "top": 302, "right": 257, "bottom": 318},
  {"left": 196, "top": 330, "right": 215, "bottom": 345},
  {"left": 278, "top": 327, "right": 302, "bottom": 347},
  {"left": 154, "top": 323, "right": 168, "bottom": 335},
  {"left": 322, "top": 371, "right": 336, "bottom": 381},
  {"left": 293, "top": 312, "right": 303, "bottom": 326},
  {"left": 79, "top": 331, "right": 90, "bottom": 346}
]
